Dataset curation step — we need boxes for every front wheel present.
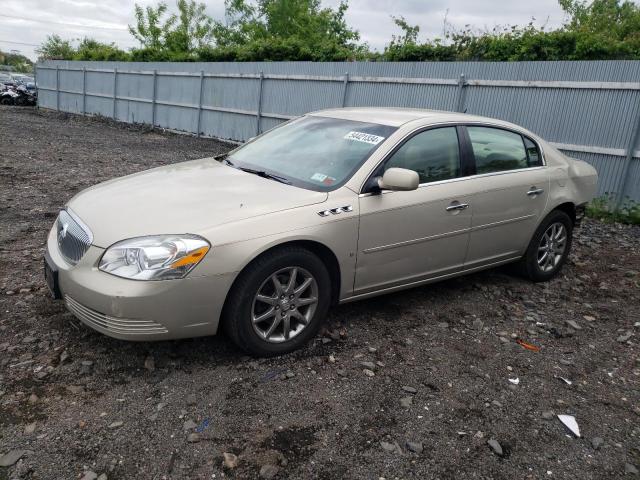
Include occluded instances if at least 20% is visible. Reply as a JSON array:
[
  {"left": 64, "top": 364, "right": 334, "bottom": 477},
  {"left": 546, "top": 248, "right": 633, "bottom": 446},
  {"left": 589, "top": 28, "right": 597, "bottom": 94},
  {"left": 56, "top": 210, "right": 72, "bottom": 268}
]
[
  {"left": 519, "top": 209, "right": 573, "bottom": 282},
  {"left": 222, "top": 247, "right": 331, "bottom": 356}
]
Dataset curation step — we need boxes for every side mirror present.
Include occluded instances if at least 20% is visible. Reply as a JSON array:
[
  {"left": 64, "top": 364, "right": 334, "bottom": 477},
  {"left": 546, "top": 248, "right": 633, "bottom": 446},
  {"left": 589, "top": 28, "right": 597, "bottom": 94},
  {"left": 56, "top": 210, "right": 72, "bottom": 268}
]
[{"left": 378, "top": 168, "right": 419, "bottom": 191}]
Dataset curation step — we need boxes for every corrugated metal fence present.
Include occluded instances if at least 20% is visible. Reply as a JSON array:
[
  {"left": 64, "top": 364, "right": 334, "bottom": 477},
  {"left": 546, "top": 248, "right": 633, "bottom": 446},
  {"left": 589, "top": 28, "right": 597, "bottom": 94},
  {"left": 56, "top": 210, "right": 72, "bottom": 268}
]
[{"left": 35, "top": 60, "right": 640, "bottom": 201}]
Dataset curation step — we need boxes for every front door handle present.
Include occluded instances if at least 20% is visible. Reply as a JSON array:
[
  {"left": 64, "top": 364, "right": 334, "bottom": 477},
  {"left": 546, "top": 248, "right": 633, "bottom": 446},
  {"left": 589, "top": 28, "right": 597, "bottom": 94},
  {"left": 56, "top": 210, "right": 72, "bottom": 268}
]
[
  {"left": 527, "top": 187, "right": 544, "bottom": 196},
  {"left": 446, "top": 202, "right": 469, "bottom": 211}
]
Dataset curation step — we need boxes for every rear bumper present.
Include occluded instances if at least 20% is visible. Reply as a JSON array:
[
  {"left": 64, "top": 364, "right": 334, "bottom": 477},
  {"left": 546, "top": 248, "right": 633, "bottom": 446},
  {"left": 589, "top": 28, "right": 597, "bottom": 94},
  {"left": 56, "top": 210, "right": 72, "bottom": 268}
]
[{"left": 46, "top": 226, "right": 235, "bottom": 341}]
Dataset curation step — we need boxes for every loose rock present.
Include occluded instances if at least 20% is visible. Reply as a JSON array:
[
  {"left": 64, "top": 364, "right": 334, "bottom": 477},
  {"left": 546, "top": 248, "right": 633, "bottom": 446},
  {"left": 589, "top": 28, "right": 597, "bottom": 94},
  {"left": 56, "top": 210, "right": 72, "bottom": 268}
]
[
  {"left": 400, "top": 396, "right": 413, "bottom": 408},
  {"left": 183, "top": 419, "right": 198, "bottom": 431},
  {"left": 144, "top": 355, "right": 155, "bottom": 371},
  {"left": 223, "top": 452, "right": 238, "bottom": 469},
  {"left": 406, "top": 441, "right": 423, "bottom": 453},
  {"left": 566, "top": 320, "right": 582, "bottom": 330},
  {"left": 380, "top": 441, "right": 401, "bottom": 454},
  {"left": 487, "top": 439, "right": 503, "bottom": 456},
  {"left": 0, "top": 450, "right": 31, "bottom": 467},
  {"left": 617, "top": 332, "right": 633, "bottom": 343},
  {"left": 625, "top": 463, "right": 639, "bottom": 475},
  {"left": 260, "top": 464, "right": 280, "bottom": 479}
]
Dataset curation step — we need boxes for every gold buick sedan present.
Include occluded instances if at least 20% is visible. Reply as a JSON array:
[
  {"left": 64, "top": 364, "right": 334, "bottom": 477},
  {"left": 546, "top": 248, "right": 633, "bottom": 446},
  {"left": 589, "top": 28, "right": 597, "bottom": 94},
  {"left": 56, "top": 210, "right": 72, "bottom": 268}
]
[{"left": 45, "top": 108, "right": 598, "bottom": 355}]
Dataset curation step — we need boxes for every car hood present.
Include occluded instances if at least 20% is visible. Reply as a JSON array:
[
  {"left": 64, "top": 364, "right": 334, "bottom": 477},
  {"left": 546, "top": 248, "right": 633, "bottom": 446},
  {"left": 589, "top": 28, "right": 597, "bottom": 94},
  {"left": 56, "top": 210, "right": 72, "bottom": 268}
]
[{"left": 67, "top": 157, "right": 328, "bottom": 247}]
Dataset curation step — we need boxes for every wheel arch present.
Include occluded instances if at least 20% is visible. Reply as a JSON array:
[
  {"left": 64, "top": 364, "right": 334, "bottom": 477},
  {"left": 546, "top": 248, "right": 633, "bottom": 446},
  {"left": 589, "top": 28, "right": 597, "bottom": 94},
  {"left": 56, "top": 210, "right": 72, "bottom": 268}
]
[
  {"left": 551, "top": 201, "right": 577, "bottom": 225},
  {"left": 221, "top": 239, "right": 342, "bottom": 318}
]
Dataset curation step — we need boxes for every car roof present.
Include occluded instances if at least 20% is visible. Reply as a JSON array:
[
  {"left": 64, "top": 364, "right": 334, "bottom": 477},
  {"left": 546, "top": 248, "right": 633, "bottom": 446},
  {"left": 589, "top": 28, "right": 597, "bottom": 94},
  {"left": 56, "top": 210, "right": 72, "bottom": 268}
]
[{"left": 310, "top": 107, "right": 521, "bottom": 130}]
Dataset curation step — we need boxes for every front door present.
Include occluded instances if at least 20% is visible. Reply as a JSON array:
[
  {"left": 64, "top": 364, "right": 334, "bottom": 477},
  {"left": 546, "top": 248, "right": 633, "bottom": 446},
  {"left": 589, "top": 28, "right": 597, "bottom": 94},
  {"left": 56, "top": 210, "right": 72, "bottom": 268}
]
[{"left": 354, "top": 126, "right": 472, "bottom": 294}]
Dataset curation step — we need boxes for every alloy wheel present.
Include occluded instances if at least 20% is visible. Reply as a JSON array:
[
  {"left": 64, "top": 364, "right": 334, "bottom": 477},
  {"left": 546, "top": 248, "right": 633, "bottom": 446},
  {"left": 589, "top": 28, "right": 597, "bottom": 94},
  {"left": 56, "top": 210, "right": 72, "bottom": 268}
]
[
  {"left": 537, "top": 222, "right": 567, "bottom": 273},
  {"left": 251, "top": 266, "right": 319, "bottom": 343}
]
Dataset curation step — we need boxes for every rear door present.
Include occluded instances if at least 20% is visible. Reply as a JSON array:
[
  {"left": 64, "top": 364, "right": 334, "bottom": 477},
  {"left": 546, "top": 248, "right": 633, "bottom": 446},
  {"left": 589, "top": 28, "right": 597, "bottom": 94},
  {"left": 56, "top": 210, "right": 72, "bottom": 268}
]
[{"left": 461, "top": 126, "right": 550, "bottom": 268}]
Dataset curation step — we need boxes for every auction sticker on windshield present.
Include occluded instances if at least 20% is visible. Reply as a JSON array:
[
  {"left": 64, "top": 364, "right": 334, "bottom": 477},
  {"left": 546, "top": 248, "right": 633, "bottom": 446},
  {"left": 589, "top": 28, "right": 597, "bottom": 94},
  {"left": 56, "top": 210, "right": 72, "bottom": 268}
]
[{"left": 343, "top": 131, "right": 385, "bottom": 145}]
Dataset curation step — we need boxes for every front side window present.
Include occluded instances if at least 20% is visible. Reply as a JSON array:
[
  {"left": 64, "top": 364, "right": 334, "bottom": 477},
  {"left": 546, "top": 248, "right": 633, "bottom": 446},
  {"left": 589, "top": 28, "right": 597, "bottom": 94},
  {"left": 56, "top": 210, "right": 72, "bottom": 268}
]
[
  {"left": 467, "top": 126, "right": 528, "bottom": 174},
  {"left": 384, "top": 127, "right": 461, "bottom": 183},
  {"left": 227, "top": 116, "right": 397, "bottom": 191}
]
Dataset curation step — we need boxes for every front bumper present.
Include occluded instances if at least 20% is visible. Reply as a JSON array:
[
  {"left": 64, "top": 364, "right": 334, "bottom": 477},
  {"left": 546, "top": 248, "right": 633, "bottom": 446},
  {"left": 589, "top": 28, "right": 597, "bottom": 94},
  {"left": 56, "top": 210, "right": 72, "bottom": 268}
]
[{"left": 46, "top": 226, "right": 235, "bottom": 341}]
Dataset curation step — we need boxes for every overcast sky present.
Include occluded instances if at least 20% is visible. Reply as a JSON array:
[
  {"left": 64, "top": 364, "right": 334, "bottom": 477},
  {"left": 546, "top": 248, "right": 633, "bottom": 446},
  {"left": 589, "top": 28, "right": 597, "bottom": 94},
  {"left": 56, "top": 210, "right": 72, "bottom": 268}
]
[{"left": 1, "top": 0, "right": 569, "bottom": 61}]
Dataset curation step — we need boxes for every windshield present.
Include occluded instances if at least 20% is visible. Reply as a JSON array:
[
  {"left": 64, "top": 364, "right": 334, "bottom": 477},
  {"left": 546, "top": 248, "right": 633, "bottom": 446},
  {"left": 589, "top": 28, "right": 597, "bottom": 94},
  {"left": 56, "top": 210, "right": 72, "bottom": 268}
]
[{"left": 226, "top": 116, "right": 397, "bottom": 191}]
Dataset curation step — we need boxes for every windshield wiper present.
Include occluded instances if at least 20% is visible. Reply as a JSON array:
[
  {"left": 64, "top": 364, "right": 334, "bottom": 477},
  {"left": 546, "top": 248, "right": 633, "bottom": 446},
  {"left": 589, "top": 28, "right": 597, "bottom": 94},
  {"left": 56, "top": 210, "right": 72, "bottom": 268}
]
[
  {"left": 238, "top": 167, "right": 292, "bottom": 185},
  {"left": 219, "top": 156, "right": 291, "bottom": 185}
]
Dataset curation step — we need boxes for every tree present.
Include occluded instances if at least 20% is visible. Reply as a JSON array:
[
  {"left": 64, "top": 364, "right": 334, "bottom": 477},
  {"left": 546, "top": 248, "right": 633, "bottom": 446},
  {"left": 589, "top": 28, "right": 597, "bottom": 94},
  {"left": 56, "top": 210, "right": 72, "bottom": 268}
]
[
  {"left": 165, "top": 0, "right": 215, "bottom": 52},
  {"left": 129, "top": 0, "right": 214, "bottom": 57},
  {"left": 0, "top": 50, "right": 34, "bottom": 72},
  {"left": 560, "top": 0, "right": 640, "bottom": 38},
  {"left": 129, "top": 2, "right": 174, "bottom": 50},
  {"left": 36, "top": 35, "right": 76, "bottom": 60},
  {"left": 389, "top": 16, "right": 420, "bottom": 46},
  {"left": 213, "top": 0, "right": 361, "bottom": 53}
]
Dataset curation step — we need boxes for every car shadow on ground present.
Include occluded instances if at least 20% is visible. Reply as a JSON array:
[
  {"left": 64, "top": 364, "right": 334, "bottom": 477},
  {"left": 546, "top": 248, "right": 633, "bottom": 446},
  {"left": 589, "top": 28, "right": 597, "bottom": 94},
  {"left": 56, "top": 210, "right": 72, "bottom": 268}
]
[{"left": 51, "top": 263, "right": 526, "bottom": 372}]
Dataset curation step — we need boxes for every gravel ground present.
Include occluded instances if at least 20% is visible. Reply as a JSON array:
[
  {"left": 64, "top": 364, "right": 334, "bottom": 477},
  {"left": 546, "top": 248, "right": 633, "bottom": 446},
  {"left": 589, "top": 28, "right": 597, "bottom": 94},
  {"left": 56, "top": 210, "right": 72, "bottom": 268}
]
[{"left": 1, "top": 106, "right": 639, "bottom": 480}]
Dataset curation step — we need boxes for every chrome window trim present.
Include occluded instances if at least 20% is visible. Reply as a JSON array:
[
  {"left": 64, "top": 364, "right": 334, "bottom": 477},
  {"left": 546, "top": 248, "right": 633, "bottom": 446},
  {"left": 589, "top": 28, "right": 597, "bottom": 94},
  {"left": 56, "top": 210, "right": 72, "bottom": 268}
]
[
  {"left": 358, "top": 120, "right": 547, "bottom": 194},
  {"left": 358, "top": 165, "right": 547, "bottom": 198}
]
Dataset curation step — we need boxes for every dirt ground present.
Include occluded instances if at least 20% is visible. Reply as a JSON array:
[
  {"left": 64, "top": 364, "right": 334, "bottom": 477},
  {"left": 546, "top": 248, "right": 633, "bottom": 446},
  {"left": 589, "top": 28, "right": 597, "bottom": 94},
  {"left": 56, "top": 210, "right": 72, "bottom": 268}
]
[{"left": 0, "top": 106, "right": 639, "bottom": 480}]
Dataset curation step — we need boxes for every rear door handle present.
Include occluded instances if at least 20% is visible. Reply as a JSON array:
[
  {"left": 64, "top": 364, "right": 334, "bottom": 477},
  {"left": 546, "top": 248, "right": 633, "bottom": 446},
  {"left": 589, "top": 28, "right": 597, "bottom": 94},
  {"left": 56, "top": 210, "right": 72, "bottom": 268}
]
[
  {"left": 527, "top": 187, "right": 544, "bottom": 196},
  {"left": 446, "top": 202, "right": 469, "bottom": 211}
]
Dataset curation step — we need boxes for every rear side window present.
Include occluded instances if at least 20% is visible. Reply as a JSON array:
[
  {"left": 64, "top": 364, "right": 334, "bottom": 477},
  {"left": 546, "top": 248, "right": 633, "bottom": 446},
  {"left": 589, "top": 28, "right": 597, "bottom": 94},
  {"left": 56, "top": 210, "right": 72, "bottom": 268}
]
[
  {"left": 467, "top": 126, "right": 528, "bottom": 174},
  {"left": 524, "top": 136, "right": 542, "bottom": 166},
  {"left": 384, "top": 127, "right": 461, "bottom": 183}
]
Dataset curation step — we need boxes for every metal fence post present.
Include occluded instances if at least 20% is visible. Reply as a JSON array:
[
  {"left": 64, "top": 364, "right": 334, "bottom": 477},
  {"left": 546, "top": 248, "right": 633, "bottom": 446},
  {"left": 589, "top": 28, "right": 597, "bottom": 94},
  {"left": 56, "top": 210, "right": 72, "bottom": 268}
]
[
  {"left": 455, "top": 73, "right": 467, "bottom": 113},
  {"left": 112, "top": 67, "right": 118, "bottom": 119},
  {"left": 341, "top": 72, "right": 350, "bottom": 107},
  {"left": 55, "top": 65, "right": 60, "bottom": 111},
  {"left": 196, "top": 70, "right": 204, "bottom": 137},
  {"left": 256, "top": 71, "right": 264, "bottom": 136},
  {"left": 81, "top": 67, "right": 86, "bottom": 115},
  {"left": 151, "top": 69, "right": 157, "bottom": 128},
  {"left": 33, "top": 64, "right": 38, "bottom": 110},
  {"left": 616, "top": 114, "right": 640, "bottom": 208}
]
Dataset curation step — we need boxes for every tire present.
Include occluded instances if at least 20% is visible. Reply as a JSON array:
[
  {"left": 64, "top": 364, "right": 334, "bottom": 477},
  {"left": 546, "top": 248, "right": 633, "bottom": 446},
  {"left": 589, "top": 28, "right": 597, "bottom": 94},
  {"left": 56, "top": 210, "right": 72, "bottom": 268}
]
[
  {"left": 519, "top": 209, "right": 573, "bottom": 282},
  {"left": 222, "top": 246, "right": 331, "bottom": 356},
  {"left": 0, "top": 97, "right": 13, "bottom": 106}
]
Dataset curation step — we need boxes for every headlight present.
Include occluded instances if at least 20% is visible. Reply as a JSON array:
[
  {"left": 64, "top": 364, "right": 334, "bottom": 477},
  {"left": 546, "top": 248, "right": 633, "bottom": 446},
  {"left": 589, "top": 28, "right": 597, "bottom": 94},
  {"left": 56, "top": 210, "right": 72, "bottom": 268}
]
[{"left": 98, "top": 235, "right": 210, "bottom": 280}]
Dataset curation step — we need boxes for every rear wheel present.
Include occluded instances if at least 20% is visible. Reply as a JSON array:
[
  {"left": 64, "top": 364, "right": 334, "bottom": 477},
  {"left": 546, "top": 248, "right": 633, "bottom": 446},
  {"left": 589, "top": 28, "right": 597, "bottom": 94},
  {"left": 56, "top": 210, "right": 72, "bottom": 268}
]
[
  {"left": 519, "top": 209, "right": 573, "bottom": 282},
  {"left": 222, "top": 246, "right": 331, "bottom": 356}
]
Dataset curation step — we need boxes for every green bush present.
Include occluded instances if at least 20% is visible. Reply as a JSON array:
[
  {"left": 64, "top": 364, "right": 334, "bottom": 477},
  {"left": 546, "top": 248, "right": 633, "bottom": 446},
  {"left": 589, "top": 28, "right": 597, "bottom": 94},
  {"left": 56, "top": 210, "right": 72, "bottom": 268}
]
[{"left": 586, "top": 194, "right": 640, "bottom": 225}]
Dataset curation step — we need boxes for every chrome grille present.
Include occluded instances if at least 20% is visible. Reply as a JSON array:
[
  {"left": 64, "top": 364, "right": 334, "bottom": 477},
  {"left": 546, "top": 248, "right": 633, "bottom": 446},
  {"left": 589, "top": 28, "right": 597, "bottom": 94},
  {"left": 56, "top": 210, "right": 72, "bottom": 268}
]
[
  {"left": 57, "top": 209, "right": 92, "bottom": 265},
  {"left": 65, "top": 296, "right": 169, "bottom": 335}
]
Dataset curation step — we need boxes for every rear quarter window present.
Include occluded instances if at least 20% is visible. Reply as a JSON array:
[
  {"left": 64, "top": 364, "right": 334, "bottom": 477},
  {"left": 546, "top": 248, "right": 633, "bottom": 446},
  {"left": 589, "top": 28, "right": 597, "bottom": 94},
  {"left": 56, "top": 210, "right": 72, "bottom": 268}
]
[{"left": 523, "top": 136, "right": 543, "bottom": 167}]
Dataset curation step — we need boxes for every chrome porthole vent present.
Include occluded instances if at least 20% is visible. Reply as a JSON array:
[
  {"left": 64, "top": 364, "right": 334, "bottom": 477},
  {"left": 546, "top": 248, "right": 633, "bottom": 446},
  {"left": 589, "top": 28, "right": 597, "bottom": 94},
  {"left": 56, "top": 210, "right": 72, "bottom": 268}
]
[
  {"left": 318, "top": 205, "right": 353, "bottom": 217},
  {"left": 56, "top": 209, "right": 93, "bottom": 265}
]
